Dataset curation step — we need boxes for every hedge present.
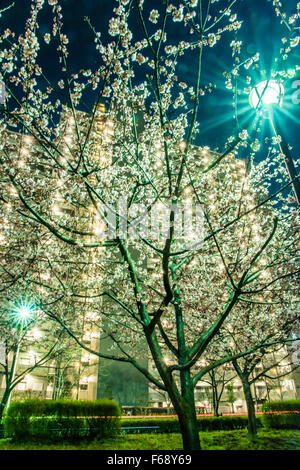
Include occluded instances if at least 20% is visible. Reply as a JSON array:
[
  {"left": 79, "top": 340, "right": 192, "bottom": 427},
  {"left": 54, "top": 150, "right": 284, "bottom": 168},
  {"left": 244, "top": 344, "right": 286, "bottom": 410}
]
[
  {"left": 122, "top": 406, "right": 207, "bottom": 416},
  {"left": 3, "top": 399, "right": 121, "bottom": 441},
  {"left": 5, "top": 398, "right": 120, "bottom": 418},
  {"left": 122, "top": 406, "right": 176, "bottom": 416},
  {"left": 261, "top": 400, "right": 300, "bottom": 430},
  {"left": 121, "top": 415, "right": 263, "bottom": 434},
  {"left": 262, "top": 400, "right": 300, "bottom": 413}
]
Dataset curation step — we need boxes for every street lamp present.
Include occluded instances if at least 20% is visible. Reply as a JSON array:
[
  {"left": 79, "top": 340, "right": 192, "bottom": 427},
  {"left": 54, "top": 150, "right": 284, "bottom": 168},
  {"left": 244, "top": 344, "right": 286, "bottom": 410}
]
[
  {"left": 249, "top": 80, "right": 284, "bottom": 110},
  {"left": 249, "top": 79, "right": 300, "bottom": 206},
  {"left": 5, "top": 300, "right": 36, "bottom": 410},
  {"left": 10, "top": 300, "right": 36, "bottom": 328}
]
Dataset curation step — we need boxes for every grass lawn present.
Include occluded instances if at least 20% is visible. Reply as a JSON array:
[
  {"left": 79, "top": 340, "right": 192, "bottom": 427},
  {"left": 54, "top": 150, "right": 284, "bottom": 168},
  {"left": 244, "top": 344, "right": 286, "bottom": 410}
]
[{"left": 0, "top": 429, "right": 300, "bottom": 450}]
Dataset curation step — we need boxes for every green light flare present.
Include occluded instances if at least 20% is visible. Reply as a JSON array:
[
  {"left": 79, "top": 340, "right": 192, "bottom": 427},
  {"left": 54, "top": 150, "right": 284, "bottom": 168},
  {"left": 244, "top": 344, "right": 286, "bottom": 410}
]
[
  {"left": 249, "top": 80, "right": 284, "bottom": 110},
  {"left": 10, "top": 299, "right": 36, "bottom": 327}
]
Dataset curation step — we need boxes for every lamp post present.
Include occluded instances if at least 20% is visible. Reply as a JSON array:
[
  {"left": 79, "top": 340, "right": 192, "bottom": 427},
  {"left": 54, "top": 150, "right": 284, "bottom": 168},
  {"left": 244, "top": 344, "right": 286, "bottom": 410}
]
[
  {"left": 249, "top": 79, "right": 300, "bottom": 207},
  {"left": 5, "top": 301, "right": 36, "bottom": 410}
]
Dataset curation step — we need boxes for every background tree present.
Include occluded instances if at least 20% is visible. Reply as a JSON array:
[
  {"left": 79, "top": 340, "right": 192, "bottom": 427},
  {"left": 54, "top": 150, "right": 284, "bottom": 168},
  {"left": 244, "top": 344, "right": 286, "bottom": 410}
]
[
  {"left": 225, "top": 384, "right": 236, "bottom": 414},
  {"left": 46, "top": 338, "right": 97, "bottom": 400},
  {"left": 200, "top": 365, "right": 237, "bottom": 417},
  {"left": 210, "top": 301, "right": 300, "bottom": 440}
]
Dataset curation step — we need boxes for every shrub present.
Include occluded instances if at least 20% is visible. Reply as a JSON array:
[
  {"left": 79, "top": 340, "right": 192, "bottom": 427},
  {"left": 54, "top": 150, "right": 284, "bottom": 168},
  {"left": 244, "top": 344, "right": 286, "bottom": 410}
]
[
  {"left": 262, "top": 400, "right": 300, "bottom": 413},
  {"left": 3, "top": 399, "right": 121, "bottom": 441},
  {"left": 28, "top": 416, "right": 120, "bottom": 441},
  {"left": 120, "top": 415, "right": 263, "bottom": 434},
  {"left": 261, "top": 400, "right": 300, "bottom": 430},
  {"left": 197, "top": 415, "right": 262, "bottom": 431},
  {"left": 5, "top": 398, "right": 120, "bottom": 418},
  {"left": 121, "top": 406, "right": 207, "bottom": 416}
]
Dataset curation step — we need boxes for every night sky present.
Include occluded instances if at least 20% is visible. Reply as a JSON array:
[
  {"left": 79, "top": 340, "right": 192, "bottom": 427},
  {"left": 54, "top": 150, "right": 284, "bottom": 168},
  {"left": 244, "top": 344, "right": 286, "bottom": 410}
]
[{"left": 2, "top": 0, "right": 300, "bottom": 160}]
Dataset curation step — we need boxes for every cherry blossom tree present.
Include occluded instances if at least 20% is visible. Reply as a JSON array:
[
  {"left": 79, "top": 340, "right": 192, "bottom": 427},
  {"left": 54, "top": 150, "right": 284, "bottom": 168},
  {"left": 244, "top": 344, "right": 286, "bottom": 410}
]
[
  {"left": 206, "top": 297, "right": 300, "bottom": 440},
  {"left": 0, "top": 0, "right": 299, "bottom": 450},
  {"left": 230, "top": 344, "right": 299, "bottom": 440}
]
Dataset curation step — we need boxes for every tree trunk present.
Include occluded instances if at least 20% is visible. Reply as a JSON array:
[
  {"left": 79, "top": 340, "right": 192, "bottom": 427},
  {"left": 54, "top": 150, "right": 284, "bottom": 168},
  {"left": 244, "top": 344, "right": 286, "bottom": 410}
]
[
  {"left": 0, "top": 402, "right": 5, "bottom": 422},
  {"left": 242, "top": 380, "right": 257, "bottom": 440},
  {"left": 162, "top": 384, "right": 201, "bottom": 450},
  {"left": 0, "top": 387, "right": 11, "bottom": 421},
  {"left": 212, "top": 385, "right": 220, "bottom": 417},
  {"left": 177, "top": 368, "right": 201, "bottom": 450},
  {"left": 164, "top": 368, "right": 201, "bottom": 449},
  {"left": 211, "top": 373, "right": 220, "bottom": 417},
  {"left": 177, "top": 401, "right": 201, "bottom": 450},
  {"left": 165, "top": 290, "right": 201, "bottom": 450}
]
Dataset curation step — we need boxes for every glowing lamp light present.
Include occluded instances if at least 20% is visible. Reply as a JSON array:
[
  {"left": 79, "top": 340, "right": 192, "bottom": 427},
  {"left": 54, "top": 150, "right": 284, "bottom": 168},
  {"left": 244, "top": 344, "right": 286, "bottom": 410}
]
[
  {"left": 11, "top": 299, "right": 36, "bottom": 327},
  {"left": 249, "top": 80, "right": 284, "bottom": 110},
  {"left": 18, "top": 306, "right": 32, "bottom": 319}
]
